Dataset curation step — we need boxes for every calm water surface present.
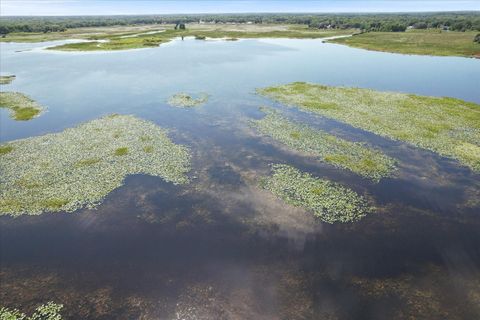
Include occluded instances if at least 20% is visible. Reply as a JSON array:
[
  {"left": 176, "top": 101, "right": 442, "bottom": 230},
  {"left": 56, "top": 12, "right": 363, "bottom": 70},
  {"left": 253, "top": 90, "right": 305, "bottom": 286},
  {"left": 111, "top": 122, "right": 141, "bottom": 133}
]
[{"left": 1, "top": 38, "right": 480, "bottom": 319}]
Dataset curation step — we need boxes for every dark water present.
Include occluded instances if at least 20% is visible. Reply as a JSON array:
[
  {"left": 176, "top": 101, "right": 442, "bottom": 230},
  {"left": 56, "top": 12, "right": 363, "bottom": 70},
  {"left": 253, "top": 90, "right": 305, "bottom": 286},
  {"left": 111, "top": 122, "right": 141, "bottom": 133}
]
[{"left": 1, "top": 38, "right": 480, "bottom": 319}]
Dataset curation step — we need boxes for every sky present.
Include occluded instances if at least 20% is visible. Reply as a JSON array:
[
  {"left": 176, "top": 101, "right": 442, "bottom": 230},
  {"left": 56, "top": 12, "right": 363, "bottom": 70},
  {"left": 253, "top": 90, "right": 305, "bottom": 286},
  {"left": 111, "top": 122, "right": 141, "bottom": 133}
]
[{"left": 1, "top": 0, "right": 479, "bottom": 16}]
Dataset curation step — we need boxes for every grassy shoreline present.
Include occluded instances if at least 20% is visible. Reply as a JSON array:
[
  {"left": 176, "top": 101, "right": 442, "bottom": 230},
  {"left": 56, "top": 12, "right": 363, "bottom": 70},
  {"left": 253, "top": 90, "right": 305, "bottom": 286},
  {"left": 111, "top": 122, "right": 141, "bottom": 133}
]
[
  {"left": 2, "top": 24, "right": 477, "bottom": 58},
  {"left": 258, "top": 82, "right": 480, "bottom": 172},
  {"left": 328, "top": 30, "right": 480, "bottom": 58},
  {"left": 1, "top": 24, "right": 356, "bottom": 51}
]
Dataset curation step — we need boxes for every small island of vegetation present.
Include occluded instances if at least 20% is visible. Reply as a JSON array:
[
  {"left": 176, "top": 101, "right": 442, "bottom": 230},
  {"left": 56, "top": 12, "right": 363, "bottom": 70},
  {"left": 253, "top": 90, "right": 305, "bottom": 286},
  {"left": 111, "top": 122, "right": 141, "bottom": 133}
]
[
  {"left": 258, "top": 82, "right": 480, "bottom": 172},
  {"left": 252, "top": 107, "right": 396, "bottom": 181},
  {"left": 167, "top": 92, "right": 209, "bottom": 108},
  {"left": 261, "top": 164, "right": 373, "bottom": 223},
  {"left": 0, "top": 92, "right": 44, "bottom": 121},
  {"left": 0, "top": 114, "right": 191, "bottom": 216}
]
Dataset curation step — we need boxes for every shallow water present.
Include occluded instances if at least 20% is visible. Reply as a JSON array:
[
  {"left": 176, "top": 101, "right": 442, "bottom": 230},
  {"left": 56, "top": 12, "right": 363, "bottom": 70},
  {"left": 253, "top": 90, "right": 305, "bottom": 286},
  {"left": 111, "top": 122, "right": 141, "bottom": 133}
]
[{"left": 1, "top": 38, "right": 480, "bottom": 319}]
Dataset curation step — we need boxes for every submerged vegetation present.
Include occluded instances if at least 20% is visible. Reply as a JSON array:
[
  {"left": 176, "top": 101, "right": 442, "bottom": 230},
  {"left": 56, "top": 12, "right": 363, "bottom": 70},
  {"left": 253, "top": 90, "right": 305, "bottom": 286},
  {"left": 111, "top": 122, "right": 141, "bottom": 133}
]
[
  {"left": 0, "top": 92, "right": 44, "bottom": 121},
  {"left": 0, "top": 302, "right": 63, "bottom": 320},
  {"left": 0, "top": 75, "right": 16, "bottom": 85},
  {"left": 329, "top": 30, "right": 480, "bottom": 57},
  {"left": 261, "top": 164, "right": 373, "bottom": 223},
  {"left": 167, "top": 92, "right": 209, "bottom": 108},
  {"left": 0, "top": 115, "right": 191, "bottom": 216},
  {"left": 258, "top": 82, "right": 480, "bottom": 172},
  {"left": 252, "top": 107, "right": 396, "bottom": 181}
]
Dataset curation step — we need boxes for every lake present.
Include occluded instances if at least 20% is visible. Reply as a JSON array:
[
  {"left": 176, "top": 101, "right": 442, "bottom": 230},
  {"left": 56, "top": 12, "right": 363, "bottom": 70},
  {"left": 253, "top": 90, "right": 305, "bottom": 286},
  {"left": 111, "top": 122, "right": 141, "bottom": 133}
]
[{"left": 1, "top": 38, "right": 480, "bottom": 319}]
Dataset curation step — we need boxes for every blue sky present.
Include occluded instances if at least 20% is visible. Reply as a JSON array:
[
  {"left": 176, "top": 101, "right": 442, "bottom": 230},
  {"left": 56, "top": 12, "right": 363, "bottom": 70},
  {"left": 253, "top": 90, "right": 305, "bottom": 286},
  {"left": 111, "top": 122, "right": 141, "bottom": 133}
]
[{"left": 1, "top": 1, "right": 479, "bottom": 16}]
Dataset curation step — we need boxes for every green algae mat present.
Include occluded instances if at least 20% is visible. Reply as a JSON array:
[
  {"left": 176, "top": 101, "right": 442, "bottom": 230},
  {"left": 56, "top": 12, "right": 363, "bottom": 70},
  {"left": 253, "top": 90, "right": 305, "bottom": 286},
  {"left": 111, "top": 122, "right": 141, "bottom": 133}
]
[
  {"left": 261, "top": 164, "right": 373, "bottom": 223},
  {"left": 0, "top": 115, "right": 191, "bottom": 216},
  {"left": 258, "top": 82, "right": 480, "bottom": 172},
  {"left": 252, "top": 107, "right": 396, "bottom": 181}
]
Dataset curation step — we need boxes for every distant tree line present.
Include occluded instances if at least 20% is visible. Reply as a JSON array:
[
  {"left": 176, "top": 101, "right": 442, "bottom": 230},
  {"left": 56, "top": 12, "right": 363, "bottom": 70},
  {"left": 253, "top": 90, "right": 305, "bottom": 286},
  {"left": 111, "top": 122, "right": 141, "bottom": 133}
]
[{"left": 0, "top": 12, "right": 479, "bottom": 35}]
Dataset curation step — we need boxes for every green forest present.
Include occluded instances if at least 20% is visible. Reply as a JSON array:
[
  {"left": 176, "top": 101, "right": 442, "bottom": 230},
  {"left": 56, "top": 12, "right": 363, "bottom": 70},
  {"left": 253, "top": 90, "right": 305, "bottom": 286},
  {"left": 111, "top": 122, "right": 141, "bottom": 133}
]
[{"left": 1, "top": 12, "right": 479, "bottom": 34}]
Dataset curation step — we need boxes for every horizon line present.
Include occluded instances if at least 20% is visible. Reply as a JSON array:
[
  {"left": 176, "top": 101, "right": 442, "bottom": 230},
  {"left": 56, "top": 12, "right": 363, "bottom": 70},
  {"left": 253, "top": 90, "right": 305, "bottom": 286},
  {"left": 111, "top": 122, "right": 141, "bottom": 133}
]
[{"left": 2, "top": 10, "right": 480, "bottom": 17}]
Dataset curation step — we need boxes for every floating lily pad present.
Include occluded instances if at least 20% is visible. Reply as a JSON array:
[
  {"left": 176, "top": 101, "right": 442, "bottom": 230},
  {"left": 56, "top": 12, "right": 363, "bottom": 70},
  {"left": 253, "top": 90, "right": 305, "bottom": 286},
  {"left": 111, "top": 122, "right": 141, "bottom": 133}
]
[
  {"left": 258, "top": 82, "right": 480, "bottom": 172},
  {"left": 252, "top": 107, "right": 396, "bottom": 181},
  {"left": 260, "top": 164, "right": 373, "bottom": 223},
  {"left": 0, "top": 115, "right": 191, "bottom": 216}
]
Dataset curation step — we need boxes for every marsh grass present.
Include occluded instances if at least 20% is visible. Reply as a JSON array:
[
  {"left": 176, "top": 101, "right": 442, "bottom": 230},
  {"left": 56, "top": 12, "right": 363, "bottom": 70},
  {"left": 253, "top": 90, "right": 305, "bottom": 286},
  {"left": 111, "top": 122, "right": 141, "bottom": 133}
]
[
  {"left": 0, "top": 92, "right": 44, "bottom": 121},
  {"left": 329, "top": 30, "right": 480, "bottom": 57},
  {"left": 0, "top": 145, "right": 13, "bottom": 155},
  {"left": 0, "top": 115, "right": 191, "bottom": 216},
  {"left": 261, "top": 164, "right": 373, "bottom": 223},
  {"left": 168, "top": 93, "right": 209, "bottom": 108},
  {"left": 74, "top": 158, "right": 101, "bottom": 167},
  {"left": 258, "top": 82, "right": 480, "bottom": 172},
  {"left": 252, "top": 107, "right": 396, "bottom": 181},
  {"left": 143, "top": 145, "right": 154, "bottom": 153},
  {"left": 114, "top": 147, "right": 129, "bottom": 156},
  {"left": 45, "top": 26, "right": 356, "bottom": 51}
]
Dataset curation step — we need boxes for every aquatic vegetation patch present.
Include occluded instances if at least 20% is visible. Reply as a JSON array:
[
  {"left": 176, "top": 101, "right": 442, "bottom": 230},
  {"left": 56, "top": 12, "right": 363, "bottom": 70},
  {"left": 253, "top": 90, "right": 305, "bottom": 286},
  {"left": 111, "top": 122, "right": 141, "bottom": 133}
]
[
  {"left": 0, "top": 75, "right": 16, "bottom": 85},
  {"left": 0, "top": 302, "right": 63, "bottom": 320},
  {"left": 114, "top": 147, "right": 129, "bottom": 156},
  {"left": 0, "top": 92, "right": 44, "bottom": 121},
  {"left": 0, "top": 115, "right": 191, "bottom": 216},
  {"left": 252, "top": 107, "right": 396, "bottom": 181},
  {"left": 0, "top": 145, "right": 13, "bottom": 155},
  {"left": 260, "top": 164, "right": 373, "bottom": 223},
  {"left": 167, "top": 92, "right": 209, "bottom": 108},
  {"left": 258, "top": 82, "right": 480, "bottom": 172}
]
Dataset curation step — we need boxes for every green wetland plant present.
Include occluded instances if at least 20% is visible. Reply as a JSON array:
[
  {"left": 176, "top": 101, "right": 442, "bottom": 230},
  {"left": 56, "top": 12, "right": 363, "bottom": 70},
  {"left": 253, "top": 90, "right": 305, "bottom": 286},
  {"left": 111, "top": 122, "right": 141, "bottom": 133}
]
[
  {"left": 114, "top": 147, "right": 129, "bottom": 156},
  {"left": 0, "top": 92, "right": 44, "bottom": 121},
  {"left": 252, "top": 107, "right": 396, "bottom": 181},
  {"left": 258, "top": 82, "right": 480, "bottom": 172},
  {"left": 167, "top": 92, "right": 209, "bottom": 108},
  {"left": 0, "top": 145, "right": 13, "bottom": 155},
  {"left": 0, "top": 302, "right": 63, "bottom": 320},
  {"left": 0, "top": 115, "right": 191, "bottom": 216},
  {"left": 329, "top": 30, "right": 480, "bottom": 57},
  {"left": 261, "top": 164, "right": 373, "bottom": 223}
]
